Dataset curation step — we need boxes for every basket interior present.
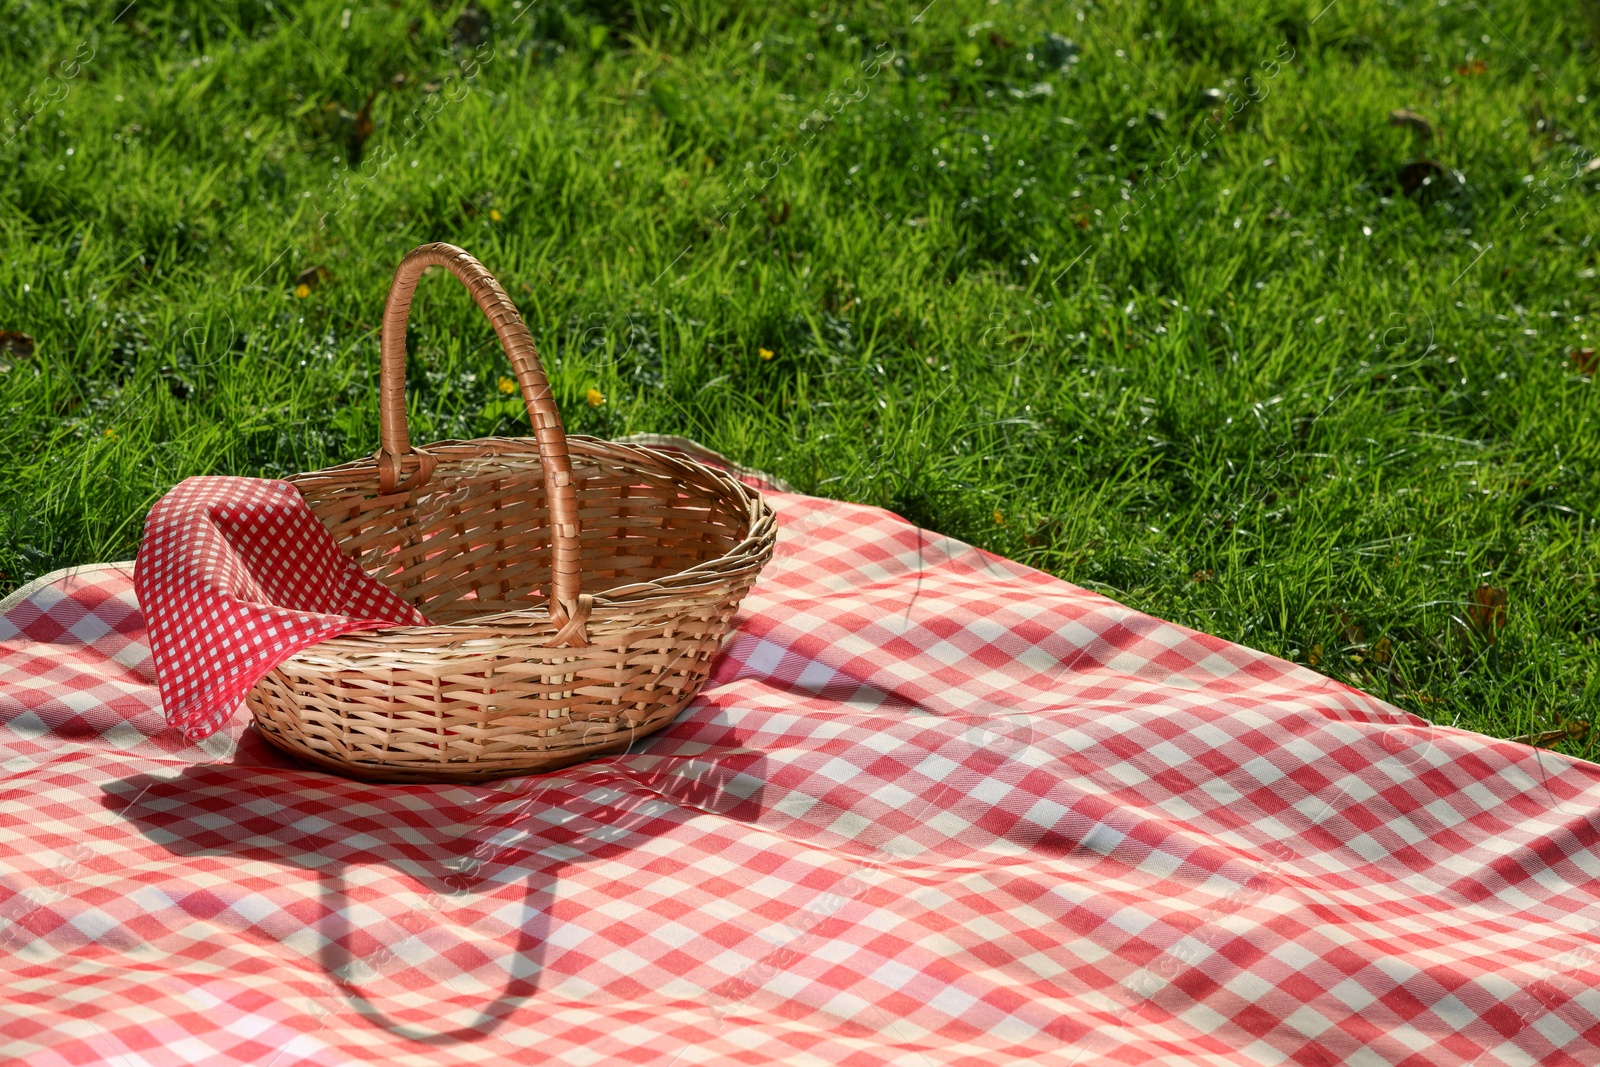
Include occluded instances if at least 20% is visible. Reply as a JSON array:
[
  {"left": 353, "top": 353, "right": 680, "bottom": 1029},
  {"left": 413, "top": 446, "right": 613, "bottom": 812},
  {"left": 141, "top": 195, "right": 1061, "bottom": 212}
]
[{"left": 293, "top": 441, "right": 750, "bottom": 624}]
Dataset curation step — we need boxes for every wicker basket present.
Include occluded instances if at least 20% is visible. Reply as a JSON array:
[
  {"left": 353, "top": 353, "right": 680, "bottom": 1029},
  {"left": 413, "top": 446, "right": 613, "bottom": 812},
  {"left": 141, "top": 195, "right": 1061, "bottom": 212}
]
[{"left": 245, "top": 243, "right": 776, "bottom": 783}]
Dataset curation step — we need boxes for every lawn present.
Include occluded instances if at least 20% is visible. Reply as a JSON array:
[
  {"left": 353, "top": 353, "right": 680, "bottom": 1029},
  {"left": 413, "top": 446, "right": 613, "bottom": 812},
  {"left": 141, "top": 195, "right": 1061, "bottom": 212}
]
[{"left": 1, "top": 0, "right": 1597, "bottom": 752}]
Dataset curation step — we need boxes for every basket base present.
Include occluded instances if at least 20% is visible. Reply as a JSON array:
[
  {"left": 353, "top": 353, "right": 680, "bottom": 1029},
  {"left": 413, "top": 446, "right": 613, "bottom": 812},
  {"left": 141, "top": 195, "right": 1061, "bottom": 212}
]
[{"left": 251, "top": 715, "right": 676, "bottom": 785}]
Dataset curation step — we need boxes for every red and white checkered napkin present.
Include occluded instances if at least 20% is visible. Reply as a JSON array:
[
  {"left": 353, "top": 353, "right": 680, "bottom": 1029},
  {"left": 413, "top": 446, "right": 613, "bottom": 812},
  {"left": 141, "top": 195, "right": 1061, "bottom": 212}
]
[
  {"left": 132, "top": 476, "right": 427, "bottom": 742},
  {"left": 7, "top": 453, "right": 1600, "bottom": 1067}
]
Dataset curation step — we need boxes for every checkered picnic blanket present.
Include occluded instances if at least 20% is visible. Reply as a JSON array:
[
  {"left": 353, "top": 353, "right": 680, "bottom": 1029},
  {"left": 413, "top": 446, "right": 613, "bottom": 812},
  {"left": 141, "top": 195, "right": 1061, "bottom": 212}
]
[{"left": 4, "top": 450, "right": 1600, "bottom": 1066}]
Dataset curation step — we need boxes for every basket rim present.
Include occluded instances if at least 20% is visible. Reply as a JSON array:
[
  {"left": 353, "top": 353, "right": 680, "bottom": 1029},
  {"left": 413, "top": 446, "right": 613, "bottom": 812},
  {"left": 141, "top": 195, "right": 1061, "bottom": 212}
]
[{"left": 285, "top": 435, "right": 778, "bottom": 636}]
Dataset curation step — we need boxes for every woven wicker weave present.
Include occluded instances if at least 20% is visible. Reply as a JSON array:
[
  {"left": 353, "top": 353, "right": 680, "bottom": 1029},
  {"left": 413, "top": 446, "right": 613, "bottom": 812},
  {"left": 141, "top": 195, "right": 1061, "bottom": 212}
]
[{"left": 246, "top": 243, "right": 776, "bottom": 783}]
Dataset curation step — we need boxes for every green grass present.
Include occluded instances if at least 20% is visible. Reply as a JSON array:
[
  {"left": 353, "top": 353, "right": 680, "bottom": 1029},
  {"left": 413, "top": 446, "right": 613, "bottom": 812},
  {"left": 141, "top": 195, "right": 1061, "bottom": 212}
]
[{"left": 2, "top": 0, "right": 1598, "bottom": 752}]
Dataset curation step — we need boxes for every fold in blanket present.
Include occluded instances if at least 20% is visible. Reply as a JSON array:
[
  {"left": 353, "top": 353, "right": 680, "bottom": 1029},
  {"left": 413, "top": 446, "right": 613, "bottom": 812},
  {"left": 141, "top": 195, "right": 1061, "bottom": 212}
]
[{"left": 132, "top": 476, "right": 427, "bottom": 741}]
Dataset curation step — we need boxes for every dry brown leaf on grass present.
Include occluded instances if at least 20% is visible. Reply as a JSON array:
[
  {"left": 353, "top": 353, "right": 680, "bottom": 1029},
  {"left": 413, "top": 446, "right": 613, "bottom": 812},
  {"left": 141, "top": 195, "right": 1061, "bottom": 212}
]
[
  {"left": 1509, "top": 720, "right": 1590, "bottom": 749},
  {"left": 1397, "top": 158, "right": 1450, "bottom": 198},
  {"left": 347, "top": 88, "right": 378, "bottom": 165},
  {"left": 1388, "top": 108, "right": 1435, "bottom": 140},
  {"left": 1333, "top": 609, "right": 1365, "bottom": 645},
  {"left": 353, "top": 91, "right": 375, "bottom": 143},
  {"left": 1023, "top": 518, "right": 1061, "bottom": 548},
  {"left": 1467, "top": 585, "right": 1508, "bottom": 643},
  {"left": 452, "top": 7, "right": 489, "bottom": 48},
  {"left": 0, "top": 331, "right": 34, "bottom": 372},
  {"left": 294, "top": 265, "right": 332, "bottom": 290},
  {"left": 0, "top": 331, "right": 35, "bottom": 357},
  {"left": 1573, "top": 348, "right": 1598, "bottom": 374}
]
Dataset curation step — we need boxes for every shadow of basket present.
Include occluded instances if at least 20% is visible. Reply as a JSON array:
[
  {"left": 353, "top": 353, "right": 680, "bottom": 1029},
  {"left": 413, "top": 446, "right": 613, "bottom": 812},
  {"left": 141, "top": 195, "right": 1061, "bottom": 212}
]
[{"left": 100, "top": 735, "right": 769, "bottom": 1046}]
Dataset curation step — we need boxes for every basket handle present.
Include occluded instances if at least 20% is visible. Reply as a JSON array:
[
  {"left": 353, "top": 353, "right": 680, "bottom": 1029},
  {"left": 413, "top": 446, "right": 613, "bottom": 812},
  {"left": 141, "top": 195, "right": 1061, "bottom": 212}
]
[{"left": 377, "top": 242, "right": 584, "bottom": 634}]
